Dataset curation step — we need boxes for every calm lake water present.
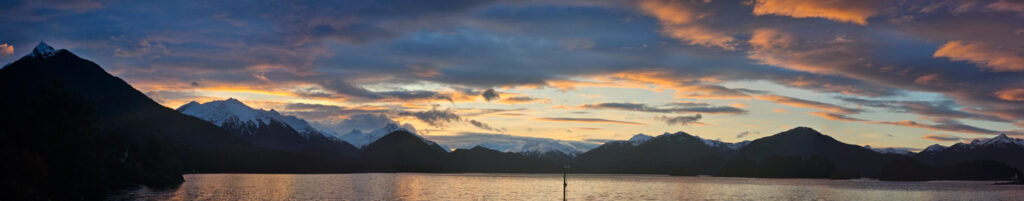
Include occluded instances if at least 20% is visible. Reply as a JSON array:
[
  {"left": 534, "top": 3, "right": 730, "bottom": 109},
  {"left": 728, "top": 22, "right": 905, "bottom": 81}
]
[{"left": 109, "top": 173, "right": 1023, "bottom": 201}]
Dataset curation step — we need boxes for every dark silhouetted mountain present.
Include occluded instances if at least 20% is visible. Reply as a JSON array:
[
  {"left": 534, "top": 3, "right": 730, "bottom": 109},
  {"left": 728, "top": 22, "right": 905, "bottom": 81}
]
[
  {"left": 0, "top": 43, "right": 348, "bottom": 199},
  {"left": 877, "top": 158, "right": 1021, "bottom": 181},
  {"left": 572, "top": 132, "right": 735, "bottom": 174},
  {"left": 361, "top": 130, "right": 450, "bottom": 172},
  {"left": 732, "top": 127, "right": 904, "bottom": 176},
  {"left": 914, "top": 134, "right": 1024, "bottom": 171},
  {"left": 448, "top": 146, "right": 561, "bottom": 173},
  {"left": 177, "top": 99, "right": 360, "bottom": 160}
]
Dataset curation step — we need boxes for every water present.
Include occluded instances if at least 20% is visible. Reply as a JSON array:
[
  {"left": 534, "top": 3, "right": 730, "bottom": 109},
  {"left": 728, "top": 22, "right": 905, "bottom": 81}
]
[{"left": 110, "top": 173, "right": 1024, "bottom": 200}]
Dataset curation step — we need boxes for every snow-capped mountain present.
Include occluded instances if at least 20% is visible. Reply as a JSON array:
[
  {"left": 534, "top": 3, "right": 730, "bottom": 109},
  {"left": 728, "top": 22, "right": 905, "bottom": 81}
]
[
  {"left": 966, "top": 133, "right": 1024, "bottom": 148},
  {"left": 506, "top": 141, "right": 592, "bottom": 156},
  {"left": 175, "top": 98, "right": 360, "bottom": 158},
  {"left": 935, "top": 133, "right": 1024, "bottom": 152},
  {"left": 616, "top": 132, "right": 749, "bottom": 150},
  {"left": 914, "top": 133, "right": 1024, "bottom": 172},
  {"left": 921, "top": 144, "right": 947, "bottom": 153},
  {"left": 864, "top": 145, "right": 913, "bottom": 155},
  {"left": 693, "top": 134, "right": 750, "bottom": 151},
  {"left": 177, "top": 98, "right": 320, "bottom": 137},
  {"left": 29, "top": 42, "right": 57, "bottom": 58},
  {"left": 338, "top": 123, "right": 416, "bottom": 148},
  {"left": 628, "top": 134, "right": 653, "bottom": 145}
]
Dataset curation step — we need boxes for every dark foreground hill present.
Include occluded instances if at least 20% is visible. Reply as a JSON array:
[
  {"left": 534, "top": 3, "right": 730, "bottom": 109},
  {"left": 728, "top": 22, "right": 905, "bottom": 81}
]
[{"left": 0, "top": 43, "right": 352, "bottom": 200}]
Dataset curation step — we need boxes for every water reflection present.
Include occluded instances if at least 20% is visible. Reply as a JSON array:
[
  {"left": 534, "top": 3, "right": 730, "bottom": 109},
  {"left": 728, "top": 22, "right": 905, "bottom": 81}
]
[{"left": 109, "top": 173, "right": 1024, "bottom": 201}]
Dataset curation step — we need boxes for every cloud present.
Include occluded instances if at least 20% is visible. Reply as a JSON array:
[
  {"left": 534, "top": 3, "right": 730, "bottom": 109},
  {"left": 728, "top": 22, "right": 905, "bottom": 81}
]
[
  {"left": 398, "top": 108, "right": 462, "bottom": 127},
  {"left": 986, "top": 0, "right": 1024, "bottom": 13},
  {"left": 308, "top": 114, "right": 414, "bottom": 134},
  {"left": 0, "top": 43, "right": 12, "bottom": 55},
  {"left": 750, "top": 0, "right": 882, "bottom": 25},
  {"left": 995, "top": 88, "right": 1024, "bottom": 101},
  {"left": 876, "top": 119, "right": 1021, "bottom": 136},
  {"left": 481, "top": 88, "right": 500, "bottom": 101},
  {"left": 809, "top": 112, "right": 866, "bottom": 122},
  {"left": 756, "top": 95, "right": 862, "bottom": 114},
  {"left": 284, "top": 103, "right": 390, "bottom": 119},
  {"left": 921, "top": 134, "right": 963, "bottom": 142},
  {"left": 397, "top": 108, "right": 503, "bottom": 132},
  {"left": 934, "top": 41, "right": 1024, "bottom": 72},
  {"left": 736, "top": 131, "right": 760, "bottom": 138},
  {"left": 500, "top": 96, "right": 550, "bottom": 104},
  {"left": 533, "top": 117, "right": 644, "bottom": 125},
  {"left": 637, "top": 0, "right": 737, "bottom": 50},
  {"left": 840, "top": 97, "right": 1009, "bottom": 122},
  {"left": 658, "top": 114, "right": 703, "bottom": 126},
  {"left": 579, "top": 102, "right": 747, "bottom": 114},
  {"left": 467, "top": 119, "right": 505, "bottom": 133},
  {"left": 318, "top": 80, "right": 457, "bottom": 102}
]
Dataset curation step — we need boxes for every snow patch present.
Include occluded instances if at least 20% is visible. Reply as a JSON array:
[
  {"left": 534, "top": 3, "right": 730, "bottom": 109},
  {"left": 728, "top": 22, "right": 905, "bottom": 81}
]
[{"left": 29, "top": 42, "right": 57, "bottom": 58}]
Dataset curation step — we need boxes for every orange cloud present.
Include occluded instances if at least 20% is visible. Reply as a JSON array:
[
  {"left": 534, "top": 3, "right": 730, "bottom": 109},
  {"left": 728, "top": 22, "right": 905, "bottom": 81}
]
[
  {"left": 913, "top": 74, "right": 942, "bottom": 85},
  {"left": 750, "top": 0, "right": 880, "bottom": 25},
  {"left": 921, "top": 134, "right": 963, "bottom": 142},
  {"left": 0, "top": 43, "right": 13, "bottom": 55},
  {"left": 995, "top": 88, "right": 1024, "bottom": 101},
  {"left": 533, "top": 117, "right": 644, "bottom": 125},
  {"left": 608, "top": 70, "right": 752, "bottom": 99},
  {"left": 638, "top": 0, "right": 737, "bottom": 50},
  {"left": 500, "top": 96, "right": 551, "bottom": 104},
  {"left": 934, "top": 40, "right": 1024, "bottom": 72}
]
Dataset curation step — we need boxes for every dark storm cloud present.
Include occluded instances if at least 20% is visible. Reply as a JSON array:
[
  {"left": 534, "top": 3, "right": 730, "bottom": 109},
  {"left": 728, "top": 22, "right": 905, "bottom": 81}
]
[{"left": 481, "top": 88, "right": 500, "bottom": 101}]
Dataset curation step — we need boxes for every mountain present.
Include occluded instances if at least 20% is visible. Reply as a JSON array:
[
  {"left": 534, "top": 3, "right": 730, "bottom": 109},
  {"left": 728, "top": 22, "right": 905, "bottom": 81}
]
[
  {"left": 177, "top": 99, "right": 360, "bottom": 159},
  {"left": 0, "top": 43, "right": 346, "bottom": 199},
  {"left": 572, "top": 131, "right": 736, "bottom": 174},
  {"left": 507, "top": 140, "right": 596, "bottom": 160},
  {"left": 177, "top": 99, "right": 319, "bottom": 136},
  {"left": 728, "top": 127, "right": 905, "bottom": 177},
  {"left": 920, "top": 144, "right": 947, "bottom": 154},
  {"left": 448, "top": 146, "right": 562, "bottom": 173},
  {"left": 864, "top": 145, "right": 914, "bottom": 155},
  {"left": 915, "top": 134, "right": 1024, "bottom": 171},
  {"left": 628, "top": 134, "right": 653, "bottom": 145},
  {"left": 360, "top": 130, "right": 450, "bottom": 172},
  {"left": 337, "top": 123, "right": 418, "bottom": 148}
]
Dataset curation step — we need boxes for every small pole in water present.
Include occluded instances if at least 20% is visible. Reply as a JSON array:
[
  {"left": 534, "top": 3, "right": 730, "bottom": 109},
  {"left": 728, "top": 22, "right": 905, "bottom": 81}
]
[{"left": 563, "top": 164, "right": 570, "bottom": 201}]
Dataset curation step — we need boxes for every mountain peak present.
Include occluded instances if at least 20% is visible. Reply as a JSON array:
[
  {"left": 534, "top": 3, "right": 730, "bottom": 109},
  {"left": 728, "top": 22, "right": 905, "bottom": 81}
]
[
  {"left": 628, "top": 134, "right": 653, "bottom": 145},
  {"left": 177, "top": 98, "right": 320, "bottom": 136},
  {"left": 922, "top": 144, "right": 946, "bottom": 153},
  {"left": 778, "top": 126, "right": 822, "bottom": 136},
  {"left": 29, "top": 41, "right": 57, "bottom": 58}
]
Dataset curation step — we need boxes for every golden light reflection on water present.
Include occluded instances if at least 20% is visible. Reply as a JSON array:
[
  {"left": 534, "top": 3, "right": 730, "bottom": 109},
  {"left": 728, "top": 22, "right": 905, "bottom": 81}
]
[{"left": 110, "top": 173, "right": 1024, "bottom": 201}]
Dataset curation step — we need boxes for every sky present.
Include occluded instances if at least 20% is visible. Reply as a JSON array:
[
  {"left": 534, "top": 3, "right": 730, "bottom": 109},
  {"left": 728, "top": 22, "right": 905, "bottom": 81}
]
[{"left": 1, "top": 0, "right": 1022, "bottom": 151}]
